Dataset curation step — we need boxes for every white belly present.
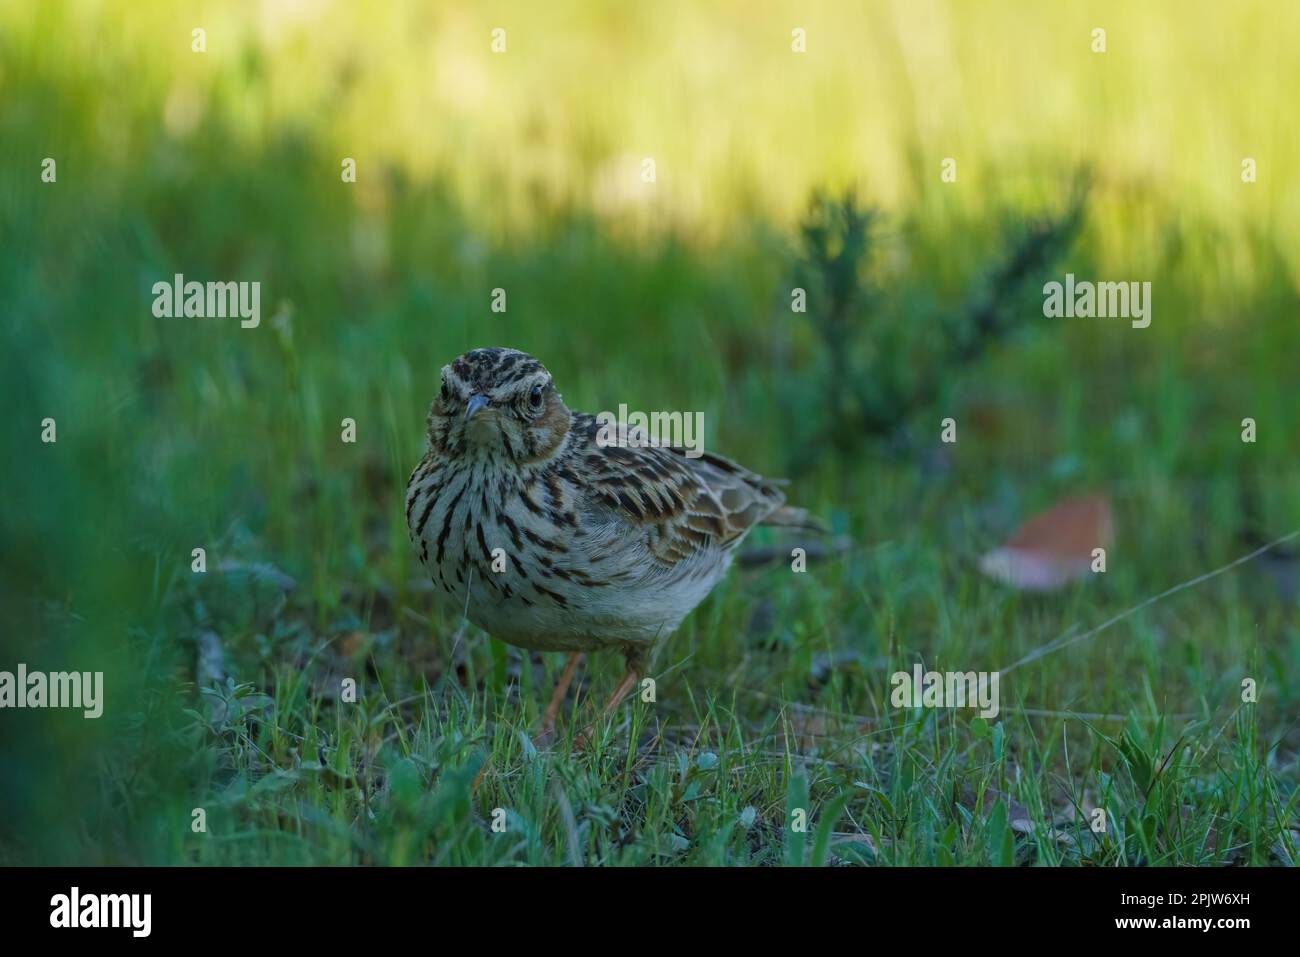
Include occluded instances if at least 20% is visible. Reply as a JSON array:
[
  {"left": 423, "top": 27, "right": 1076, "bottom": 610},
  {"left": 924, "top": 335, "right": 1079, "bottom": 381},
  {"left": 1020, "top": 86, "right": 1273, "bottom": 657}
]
[{"left": 408, "top": 455, "right": 741, "bottom": 661}]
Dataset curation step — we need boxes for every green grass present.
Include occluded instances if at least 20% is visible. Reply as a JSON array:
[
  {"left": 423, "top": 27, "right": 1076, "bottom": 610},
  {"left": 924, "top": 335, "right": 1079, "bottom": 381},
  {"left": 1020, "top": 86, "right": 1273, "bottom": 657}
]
[{"left": 1, "top": 0, "right": 1298, "bottom": 866}]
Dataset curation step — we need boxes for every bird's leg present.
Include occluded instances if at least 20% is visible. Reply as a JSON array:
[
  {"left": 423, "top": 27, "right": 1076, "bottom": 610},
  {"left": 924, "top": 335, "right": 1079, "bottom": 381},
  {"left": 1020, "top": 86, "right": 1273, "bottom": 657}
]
[
  {"left": 601, "top": 667, "right": 641, "bottom": 714},
  {"left": 540, "top": 651, "right": 584, "bottom": 739},
  {"left": 574, "top": 661, "right": 641, "bottom": 749}
]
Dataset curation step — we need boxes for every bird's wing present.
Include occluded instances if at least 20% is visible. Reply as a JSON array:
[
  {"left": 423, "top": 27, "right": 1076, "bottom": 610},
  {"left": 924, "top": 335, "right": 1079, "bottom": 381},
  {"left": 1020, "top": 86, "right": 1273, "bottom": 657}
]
[{"left": 569, "top": 414, "right": 785, "bottom": 567}]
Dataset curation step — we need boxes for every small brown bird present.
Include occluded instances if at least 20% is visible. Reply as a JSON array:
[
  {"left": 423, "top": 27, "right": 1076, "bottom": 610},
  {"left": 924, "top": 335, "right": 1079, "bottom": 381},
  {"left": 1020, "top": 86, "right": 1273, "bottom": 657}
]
[{"left": 405, "top": 348, "right": 815, "bottom": 741}]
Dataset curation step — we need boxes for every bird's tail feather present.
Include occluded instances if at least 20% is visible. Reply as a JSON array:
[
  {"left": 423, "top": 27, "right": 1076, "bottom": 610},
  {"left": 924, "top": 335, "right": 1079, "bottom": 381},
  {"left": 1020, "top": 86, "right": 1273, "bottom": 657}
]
[{"left": 761, "top": 504, "right": 827, "bottom": 534}]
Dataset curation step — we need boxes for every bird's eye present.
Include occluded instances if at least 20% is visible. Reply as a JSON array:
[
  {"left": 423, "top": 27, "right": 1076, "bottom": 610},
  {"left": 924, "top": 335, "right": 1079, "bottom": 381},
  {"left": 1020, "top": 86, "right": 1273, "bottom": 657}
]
[{"left": 528, "top": 385, "right": 544, "bottom": 409}]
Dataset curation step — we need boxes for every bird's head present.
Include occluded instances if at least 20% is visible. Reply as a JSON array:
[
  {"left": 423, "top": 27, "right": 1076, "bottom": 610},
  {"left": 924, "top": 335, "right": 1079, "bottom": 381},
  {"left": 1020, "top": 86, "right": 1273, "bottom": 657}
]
[{"left": 427, "top": 348, "right": 571, "bottom": 464}]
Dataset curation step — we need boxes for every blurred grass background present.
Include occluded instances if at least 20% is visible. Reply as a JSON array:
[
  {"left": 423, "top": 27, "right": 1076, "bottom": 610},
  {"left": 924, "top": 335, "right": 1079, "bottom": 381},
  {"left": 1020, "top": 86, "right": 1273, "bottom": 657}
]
[{"left": 1, "top": 0, "right": 1297, "bottom": 865}]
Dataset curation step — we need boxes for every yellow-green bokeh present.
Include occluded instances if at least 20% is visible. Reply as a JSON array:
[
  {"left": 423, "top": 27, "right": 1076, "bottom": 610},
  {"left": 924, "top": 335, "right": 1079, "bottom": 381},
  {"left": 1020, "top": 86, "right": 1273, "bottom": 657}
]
[{"left": 5, "top": 0, "right": 1296, "bottom": 261}]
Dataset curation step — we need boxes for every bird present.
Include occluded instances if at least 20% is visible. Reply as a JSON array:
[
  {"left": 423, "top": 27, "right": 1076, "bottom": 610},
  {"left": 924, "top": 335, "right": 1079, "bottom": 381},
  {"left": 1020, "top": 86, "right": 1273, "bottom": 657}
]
[{"left": 404, "top": 347, "right": 817, "bottom": 743}]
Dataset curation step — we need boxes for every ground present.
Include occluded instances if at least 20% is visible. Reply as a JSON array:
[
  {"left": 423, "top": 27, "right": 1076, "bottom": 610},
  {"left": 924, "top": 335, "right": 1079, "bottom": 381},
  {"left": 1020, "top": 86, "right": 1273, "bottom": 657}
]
[{"left": 1, "top": 0, "right": 1297, "bottom": 866}]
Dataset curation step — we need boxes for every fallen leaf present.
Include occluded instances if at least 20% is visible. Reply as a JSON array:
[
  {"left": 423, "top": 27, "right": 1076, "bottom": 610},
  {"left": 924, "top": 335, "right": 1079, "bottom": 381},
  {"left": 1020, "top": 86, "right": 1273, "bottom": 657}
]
[
  {"left": 979, "top": 494, "right": 1114, "bottom": 591},
  {"left": 982, "top": 787, "right": 1034, "bottom": 834},
  {"left": 339, "top": 630, "right": 372, "bottom": 658}
]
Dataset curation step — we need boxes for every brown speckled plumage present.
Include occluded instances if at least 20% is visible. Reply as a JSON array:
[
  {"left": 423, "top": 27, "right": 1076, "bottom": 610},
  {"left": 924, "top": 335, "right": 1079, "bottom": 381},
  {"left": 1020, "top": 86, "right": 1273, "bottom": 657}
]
[{"left": 405, "top": 347, "right": 814, "bottom": 738}]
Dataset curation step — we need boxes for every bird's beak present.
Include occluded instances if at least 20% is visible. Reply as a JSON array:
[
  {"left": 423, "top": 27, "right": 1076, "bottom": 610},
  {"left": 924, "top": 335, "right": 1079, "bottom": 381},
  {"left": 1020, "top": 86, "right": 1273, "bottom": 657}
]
[{"left": 464, "top": 393, "right": 491, "bottom": 420}]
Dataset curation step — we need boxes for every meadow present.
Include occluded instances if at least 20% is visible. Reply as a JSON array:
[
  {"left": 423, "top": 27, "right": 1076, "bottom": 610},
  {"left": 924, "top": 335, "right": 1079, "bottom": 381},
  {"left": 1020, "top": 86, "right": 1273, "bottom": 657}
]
[{"left": 1, "top": 0, "right": 1297, "bottom": 866}]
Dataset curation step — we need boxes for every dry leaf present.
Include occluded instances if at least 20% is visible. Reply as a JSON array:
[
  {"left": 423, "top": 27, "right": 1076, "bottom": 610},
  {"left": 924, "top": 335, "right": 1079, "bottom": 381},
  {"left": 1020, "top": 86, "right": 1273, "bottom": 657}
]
[{"left": 980, "top": 494, "right": 1114, "bottom": 591}]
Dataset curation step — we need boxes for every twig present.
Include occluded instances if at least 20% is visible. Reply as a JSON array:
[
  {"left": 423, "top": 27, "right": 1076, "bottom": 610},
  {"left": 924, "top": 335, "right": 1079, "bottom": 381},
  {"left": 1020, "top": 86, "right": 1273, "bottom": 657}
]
[{"left": 1002, "top": 527, "right": 1300, "bottom": 675}]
